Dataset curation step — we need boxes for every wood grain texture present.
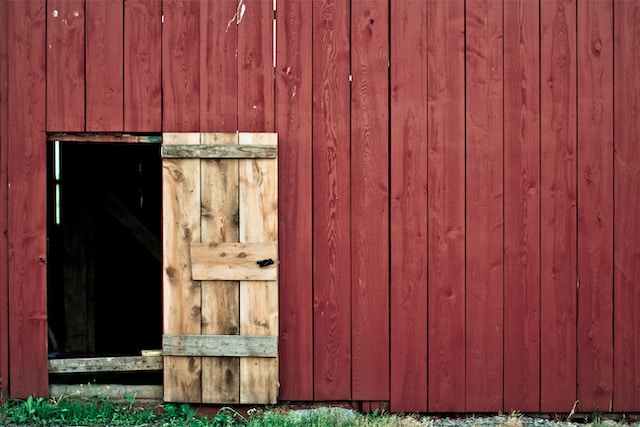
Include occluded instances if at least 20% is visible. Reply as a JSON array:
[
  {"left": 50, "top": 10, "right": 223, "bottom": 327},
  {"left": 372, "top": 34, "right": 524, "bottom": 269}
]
[
  {"left": 577, "top": 0, "right": 613, "bottom": 412},
  {"left": 49, "top": 384, "right": 163, "bottom": 400},
  {"left": 540, "top": 0, "right": 578, "bottom": 412},
  {"left": 201, "top": 280, "right": 240, "bottom": 403},
  {"left": 503, "top": 0, "right": 541, "bottom": 412},
  {"left": 7, "top": 0, "right": 48, "bottom": 398},
  {"left": 235, "top": 0, "right": 277, "bottom": 402},
  {"left": 200, "top": 133, "right": 240, "bottom": 403},
  {"left": 162, "top": 145, "right": 276, "bottom": 159},
  {"left": 237, "top": 0, "right": 274, "bottom": 132},
  {"left": 191, "top": 242, "right": 277, "bottom": 281},
  {"left": 163, "top": 335, "right": 277, "bottom": 357},
  {"left": 275, "top": 0, "right": 313, "bottom": 401},
  {"left": 238, "top": 133, "right": 278, "bottom": 404},
  {"left": 0, "top": 0, "right": 8, "bottom": 399},
  {"left": 465, "top": 0, "right": 504, "bottom": 412},
  {"left": 199, "top": 4, "right": 240, "bottom": 403},
  {"left": 312, "top": 0, "right": 352, "bottom": 401},
  {"left": 46, "top": 0, "right": 85, "bottom": 132},
  {"left": 200, "top": 0, "right": 237, "bottom": 132},
  {"left": 389, "top": 0, "right": 427, "bottom": 413},
  {"left": 350, "top": 0, "right": 389, "bottom": 401},
  {"left": 613, "top": 0, "right": 640, "bottom": 411},
  {"left": 162, "top": 133, "right": 202, "bottom": 403},
  {"left": 49, "top": 356, "right": 163, "bottom": 373},
  {"left": 124, "top": 0, "right": 161, "bottom": 132},
  {"left": 426, "top": 0, "right": 466, "bottom": 412},
  {"left": 86, "top": 0, "right": 123, "bottom": 131},
  {"left": 162, "top": 0, "right": 199, "bottom": 132}
]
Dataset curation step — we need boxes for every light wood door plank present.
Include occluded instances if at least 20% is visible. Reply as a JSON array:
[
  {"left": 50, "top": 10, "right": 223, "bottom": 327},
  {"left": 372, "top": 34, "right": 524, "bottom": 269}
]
[
  {"left": 200, "top": 132, "right": 241, "bottom": 404},
  {"left": 239, "top": 132, "right": 278, "bottom": 404},
  {"left": 163, "top": 132, "right": 202, "bottom": 402}
]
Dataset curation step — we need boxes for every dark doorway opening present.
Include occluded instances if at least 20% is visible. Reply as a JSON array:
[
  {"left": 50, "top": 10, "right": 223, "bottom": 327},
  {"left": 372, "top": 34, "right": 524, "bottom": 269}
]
[{"left": 47, "top": 139, "right": 162, "bottom": 385}]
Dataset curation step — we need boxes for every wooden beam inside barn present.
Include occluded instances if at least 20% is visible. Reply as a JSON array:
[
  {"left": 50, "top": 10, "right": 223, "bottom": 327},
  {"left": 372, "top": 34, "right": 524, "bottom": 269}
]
[{"left": 49, "top": 356, "right": 163, "bottom": 374}]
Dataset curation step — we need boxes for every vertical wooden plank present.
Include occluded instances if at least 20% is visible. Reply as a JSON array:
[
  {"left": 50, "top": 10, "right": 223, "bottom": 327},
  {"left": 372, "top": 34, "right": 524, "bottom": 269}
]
[
  {"left": 503, "top": 0, "right": 541, "bottom": 412},
  {"left": 239, "top": 132, "right": 278, "bottom": 404},
  {"left": 465, "top": 0, "right": 504, "bottom": 412},
  {"left": 276, "top": 0, "right": 314, "bottom": 401},
  {"left": 124, "top": 0, "right": 161, "bottom": 132},
  {"left": 162, "top": 0, "right": 199, "bottom": 132},
  {"left": 540, "top": 0, "right": 577, "bottom": 412},
  {"left": 7, "top": 0, "right": 48, "bottom": 398},
  {"left": 46, "top": 0, "right": 85, "bottom": 132},
  {"left": 200, "top": 0, "right": 237, "bottom": 132},
  {"left": 237, "top": 0, "right": 274, "bottom": 132},
  {"left": 235, "top": 0, "right": 276, "bottom": 404},
  {"left": 198, "top": 0, "right": 240, "bottom": 401},
  {"left": 0, "top": 0, "right": 9, "bottom": 400},
  {"left": 390, "top": 0, "right": 428, "bottom": 413},
  {"left": 86, "top": 0, "right": 124, "bottom": 131},
  {"left": 576, "top": 0, "right": 613, "bottom": 412},
  {"left": 351, "top": 0, "right": 390, "bottom": 401},
  {"left": 427, "top": 0, "right": 466, "bottom": 412},
  {"left": 613, "top": 0, "right": 640, "bottom": 412},
  {"left": 312, "top": 0, "right": 352, "bottom": 401},
  {"left": 163, "top": 132, "right": 202, "bottom": 402},
  {"left": 200, "top": 133, "right": 240, "bottom": 404}
]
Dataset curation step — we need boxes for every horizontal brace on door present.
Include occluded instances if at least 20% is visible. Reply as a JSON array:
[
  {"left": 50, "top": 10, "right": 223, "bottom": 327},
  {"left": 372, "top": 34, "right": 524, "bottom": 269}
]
[
  {"left": 191, "top": 242, "right": 278, "bottom": 281},
  {"left": 161, "top": 144, "right": 277, "bottom": 159},
  {"left": 162, "top": 334, "right": 277, "bottom": 358}
]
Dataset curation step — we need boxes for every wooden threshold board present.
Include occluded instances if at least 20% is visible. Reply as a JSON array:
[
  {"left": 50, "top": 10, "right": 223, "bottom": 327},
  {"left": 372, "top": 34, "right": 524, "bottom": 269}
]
[{"left": 49, "top": 384, "right": 163, "bottom": 400}]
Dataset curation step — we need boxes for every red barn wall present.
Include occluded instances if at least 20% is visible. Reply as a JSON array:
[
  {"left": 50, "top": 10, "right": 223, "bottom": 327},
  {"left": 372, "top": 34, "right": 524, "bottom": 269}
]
[
  {"left": 0, "top": 0, "right": 8, "bottom": 402},
  {"left": 1, "top": 0, "right": 640, "bottom": 413}
]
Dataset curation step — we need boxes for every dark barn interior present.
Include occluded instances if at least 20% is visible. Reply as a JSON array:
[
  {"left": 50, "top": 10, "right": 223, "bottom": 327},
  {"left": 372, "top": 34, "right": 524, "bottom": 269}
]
[{"left": 46, "top": 142, "right": 162, "bottom": 384}]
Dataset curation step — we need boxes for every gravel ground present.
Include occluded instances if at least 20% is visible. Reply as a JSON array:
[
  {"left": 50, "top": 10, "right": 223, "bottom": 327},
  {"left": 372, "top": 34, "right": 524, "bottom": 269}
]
[{"left": 288, "top": 407, "right": 640, "bottom": 427}]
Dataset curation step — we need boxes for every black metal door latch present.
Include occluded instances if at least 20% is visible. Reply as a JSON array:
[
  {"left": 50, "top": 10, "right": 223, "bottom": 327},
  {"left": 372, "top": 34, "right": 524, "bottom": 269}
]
[{"left": 257, "top": 258, "right": 274, "bottom": 268}]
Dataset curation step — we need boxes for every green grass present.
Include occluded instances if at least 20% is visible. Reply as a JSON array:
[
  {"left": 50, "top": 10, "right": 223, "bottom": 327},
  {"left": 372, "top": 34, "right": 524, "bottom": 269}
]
[
  {"left": 0, "top": 395, "right": 426, "bottom": 426},
  {"left": 3, "top": 397, "right": 632, "bottom": 427}
]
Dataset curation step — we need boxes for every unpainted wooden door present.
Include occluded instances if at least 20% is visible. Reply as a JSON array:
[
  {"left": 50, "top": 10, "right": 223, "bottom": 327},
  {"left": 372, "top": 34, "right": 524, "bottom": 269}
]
[{"left": 161, "top": 132, "right": 278, "bottom": 404}]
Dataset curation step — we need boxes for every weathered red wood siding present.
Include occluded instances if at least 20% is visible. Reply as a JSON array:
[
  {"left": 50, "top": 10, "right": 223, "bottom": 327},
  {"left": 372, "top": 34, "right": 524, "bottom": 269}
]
[
  {"left": 577, "top": 0, "right": 613, "bottom": 412},
  {"left": 0, "top": 0, "right": 8, "bottom": 401},
  {"left": 86, "top": 0, "right": 124, "bottom": 131},
  {"left": 47, "top": 0, "right": 84, "bottom": 131},
  {"left": 614, "top": 0, "right": 640, "bottom": 411},
  {"left": 124, "top": 0, "right": 161, "bottom": 132},
  {"left": 390, "top": 0, "right": 427, "bottom": 413},
  {"left": 465, "top": 0, "right": 504, "bottom": 411},
  {"left": 3, "top": 0, "right": 640, "bottom": 413},
  {"left": 540, "top": 0, "right": 578, "bottom": 411},
  {"left": 427, "top": 0, "right": 466, "bottom": 411},
  {"left": 312, "top": 0, "right": 351, "bottom": 401},
  {"left": 7, "top": 0, "right": 48, "bottom": 398},
  {"left": 503, "top": 0, "right": 541, "bottom": 412},
  {"left": 276, "top": 0, "right": 313, "bottom": 401},
  {"left": 351, "top": 0, "right": 389, "bottom": 402}
]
